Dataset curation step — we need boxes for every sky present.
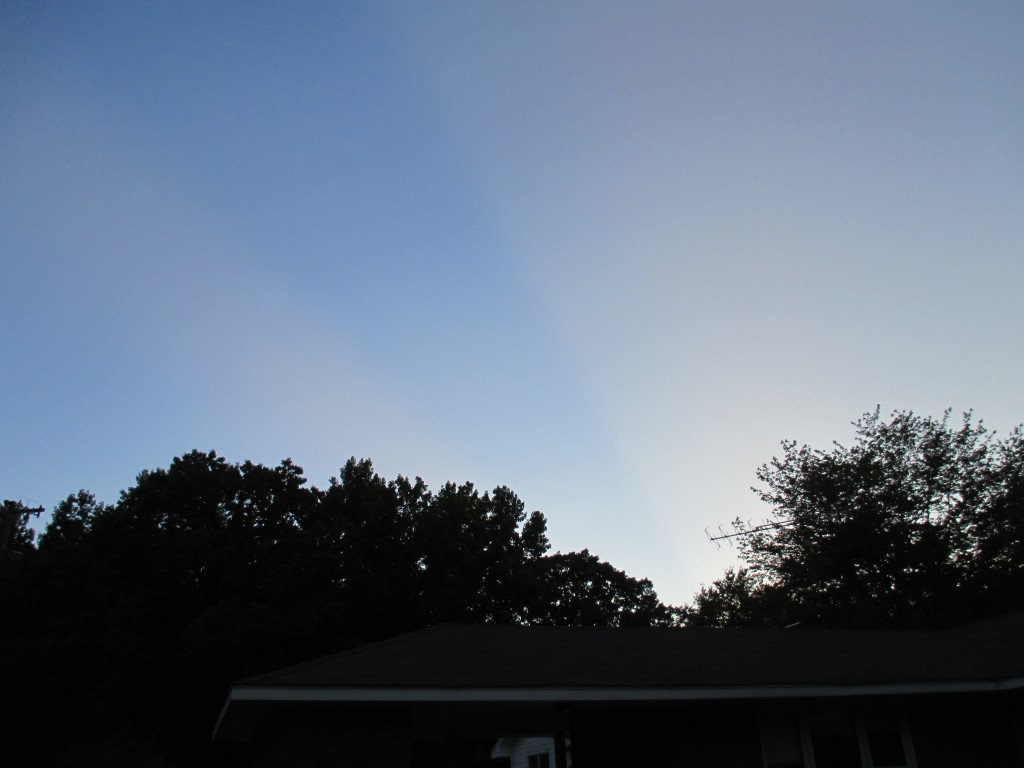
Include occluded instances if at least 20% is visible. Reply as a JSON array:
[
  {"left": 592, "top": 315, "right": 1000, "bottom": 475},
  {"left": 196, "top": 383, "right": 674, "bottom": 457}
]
[{"left": 2, "top": 1, "right": 1022, "bottom": 606}]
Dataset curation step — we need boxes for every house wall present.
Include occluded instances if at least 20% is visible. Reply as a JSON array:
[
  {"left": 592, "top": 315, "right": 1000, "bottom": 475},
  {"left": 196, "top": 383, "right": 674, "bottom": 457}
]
[
  {"left": 249, "top": 708, "right": 411, "bottom": 768},
  {"left": 569, "top": 704, "right": 763, "bottom": 768},
  {"left": 236, "top": 693, "right": 1024, "bottom": 768},
  {"left": 756, "top": 694, "right": 1024, "bottom": 768},
  {"left": 908, "top": 694, "right": 1024, "bottom": 768},
  {"left": 568, "top": 696, "right": 1024, "bottom": 768}
]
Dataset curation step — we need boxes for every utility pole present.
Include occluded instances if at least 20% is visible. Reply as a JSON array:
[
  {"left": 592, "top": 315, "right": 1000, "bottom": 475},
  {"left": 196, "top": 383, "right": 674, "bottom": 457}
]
[
  {"left": 0, "top": 501, "right": 16, "bottom": 568},
  {"left": 1, "top": 500, "right": 42, "bottom": 579}
]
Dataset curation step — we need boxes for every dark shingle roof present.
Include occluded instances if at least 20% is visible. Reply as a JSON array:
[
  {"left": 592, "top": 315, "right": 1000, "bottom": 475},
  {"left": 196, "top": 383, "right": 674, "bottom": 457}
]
[{"left": 239, "top": 613, "right": 1024, "bottom": 691}]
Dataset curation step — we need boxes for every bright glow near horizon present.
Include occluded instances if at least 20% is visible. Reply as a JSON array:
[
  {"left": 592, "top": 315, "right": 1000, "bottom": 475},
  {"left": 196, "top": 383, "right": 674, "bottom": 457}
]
[{"left": 2, "top": 2, "right": 1022, "bottom": 606}]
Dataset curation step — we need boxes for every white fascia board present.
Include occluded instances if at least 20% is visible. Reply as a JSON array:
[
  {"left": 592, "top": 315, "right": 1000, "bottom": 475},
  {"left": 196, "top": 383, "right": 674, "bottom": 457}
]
[{"left": 228, "top": 676, "right": 1024, "bottom": 705}]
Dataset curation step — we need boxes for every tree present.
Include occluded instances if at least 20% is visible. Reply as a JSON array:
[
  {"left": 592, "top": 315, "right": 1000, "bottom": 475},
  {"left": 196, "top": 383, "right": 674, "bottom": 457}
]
[
  {"left": 687, "top": 408, "right": 1024, "bottom": 628},
  {"left": 681, "top": 568, "right": 773, "bottom": 628},
  {"left": 530, "top": 549, "right": 679, "bottom": 627},
  {"left": 411, "top": 480, "right": 551, "bottom": 626}
]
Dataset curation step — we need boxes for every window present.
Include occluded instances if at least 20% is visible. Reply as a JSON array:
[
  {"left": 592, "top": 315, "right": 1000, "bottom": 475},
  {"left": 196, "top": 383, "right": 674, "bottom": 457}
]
[
  {"left": 858, "top": 714, "right": 913, "bottom": 768},
  {"left": 795, "top": 711, "right": 916, "bottom": 768},
  {"left": 528, "top": 752, "right": 550, "bottom": 768}
]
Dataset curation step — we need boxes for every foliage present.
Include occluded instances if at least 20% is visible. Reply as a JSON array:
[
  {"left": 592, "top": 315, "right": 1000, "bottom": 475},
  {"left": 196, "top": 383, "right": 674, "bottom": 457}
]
[
  {"left": 532, "top": 549, "right": 679, "bottom": 627},
  {"left": 0, "top": 452, "right": 675, "bottom": 766},
  {"left": 687, "top": 408, "right": 1024, "bottom": 628},
  {"left": 681, "top": 568, "right": 774, "bottom": 628}
]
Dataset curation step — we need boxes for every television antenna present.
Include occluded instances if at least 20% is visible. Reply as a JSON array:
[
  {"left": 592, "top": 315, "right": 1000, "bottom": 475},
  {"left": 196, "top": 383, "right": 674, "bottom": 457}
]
[{"left": 705, "top": 518, "right": 794, "bottom": 549}]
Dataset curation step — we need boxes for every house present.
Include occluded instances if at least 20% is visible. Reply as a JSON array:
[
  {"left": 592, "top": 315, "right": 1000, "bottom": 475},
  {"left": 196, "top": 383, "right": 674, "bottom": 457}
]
[{"left": 215, "top": 614, "right": 1024, "bottom": 767}]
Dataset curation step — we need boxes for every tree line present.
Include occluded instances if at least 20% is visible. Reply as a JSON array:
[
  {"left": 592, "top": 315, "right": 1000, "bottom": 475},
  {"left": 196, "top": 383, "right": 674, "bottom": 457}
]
[{"left": 0, "top": 455, "right": 675, "bottom": 766}]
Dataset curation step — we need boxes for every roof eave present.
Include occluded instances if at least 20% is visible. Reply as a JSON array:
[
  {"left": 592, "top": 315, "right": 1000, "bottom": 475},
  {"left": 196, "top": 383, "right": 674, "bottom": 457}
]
[{"left": 227, "top": 674, "right": 1024, "bottom": 705}]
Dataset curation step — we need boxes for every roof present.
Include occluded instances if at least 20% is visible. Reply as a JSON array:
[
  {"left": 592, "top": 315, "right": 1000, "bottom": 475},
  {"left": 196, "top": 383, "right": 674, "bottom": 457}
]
[
  {"left": 215, "top": 613, "right": 1024, "bottom": 740},
  {"left": 239, "top": 613, "right": 1024, "bottom": 692}
]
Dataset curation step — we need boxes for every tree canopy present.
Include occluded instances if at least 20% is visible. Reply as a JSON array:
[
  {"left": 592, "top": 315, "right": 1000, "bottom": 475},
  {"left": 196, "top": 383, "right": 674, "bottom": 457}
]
[
  {"left": 685, "top": 408, "right": 1024, "bottom": 629},
  {"left": 1, "top": 453, "right": 676, "bottom": 767}
]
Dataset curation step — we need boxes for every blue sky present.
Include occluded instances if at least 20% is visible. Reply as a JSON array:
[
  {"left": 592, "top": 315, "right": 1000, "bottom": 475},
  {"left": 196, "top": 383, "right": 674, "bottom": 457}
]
[{"left": 2, "top": 1, "right": 1022, "bottom": 605}]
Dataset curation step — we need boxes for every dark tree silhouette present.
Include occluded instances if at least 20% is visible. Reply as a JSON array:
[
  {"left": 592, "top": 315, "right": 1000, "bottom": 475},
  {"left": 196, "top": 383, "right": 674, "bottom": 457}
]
[
  {"left": 686, "top": 408, "right": 1024, "bottom": 628},
  {"left": 681, "top": 567, "right": 776, "bottom": 628},
  {"left": 0, "top": 452, "right": 676, "bottom": 767},
  {"left": 531, "top": 549, "right": 679, "bottom": 627}
]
